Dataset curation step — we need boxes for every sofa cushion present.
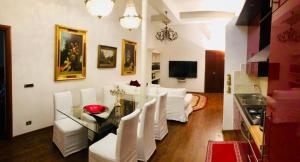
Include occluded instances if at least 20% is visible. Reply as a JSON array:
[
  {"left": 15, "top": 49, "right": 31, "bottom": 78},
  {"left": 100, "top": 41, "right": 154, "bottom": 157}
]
[
  {"left": 184, "top": 94, "right": 193, "bottom": 108},
  {"left": 129, "top": 80, "right": 141, "bottom": 87}
]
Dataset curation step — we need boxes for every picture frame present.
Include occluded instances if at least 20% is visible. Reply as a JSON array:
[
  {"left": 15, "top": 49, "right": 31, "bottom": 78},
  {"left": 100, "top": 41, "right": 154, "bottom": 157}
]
[
  {"left": 97, "top": 45, "right": 117, "bottom": 68},
  {"left": 55, "top": 25, "right": 87, "bottom": 81},
  {"left": 121, "top": 39, "right": 137, "bottom": 75}
]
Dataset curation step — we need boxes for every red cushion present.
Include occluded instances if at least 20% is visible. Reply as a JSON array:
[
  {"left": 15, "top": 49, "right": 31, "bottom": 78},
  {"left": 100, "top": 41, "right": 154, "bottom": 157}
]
[
  {"left": 84, "top": 105, "right": 106, "bottom": 114},
  {"left": 130, "top": 80, "right": 141, "bottom": 87}
]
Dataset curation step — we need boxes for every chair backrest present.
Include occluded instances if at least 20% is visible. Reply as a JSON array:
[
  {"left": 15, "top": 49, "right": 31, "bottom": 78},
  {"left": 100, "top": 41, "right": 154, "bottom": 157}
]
[
  {"left": 54, "top": 91, "right": 73, "bottom": 120},
  {"left": 103, "top": 85, "right": 116, "bottom": 106},
  {"left": 80, "top": 88, "right": 97, "bottom": 107},
  {"left": 116, "top": 109, "right": 141, "bottom": 161},
  {"left": 157, "top": 92, "right": 168, "bottom": 122},
  {"left": 159, "top": 87, "right": 186, "bottom": 97},
  {"left": 137, "top": 99, "right": 156, "bottom": 147}
]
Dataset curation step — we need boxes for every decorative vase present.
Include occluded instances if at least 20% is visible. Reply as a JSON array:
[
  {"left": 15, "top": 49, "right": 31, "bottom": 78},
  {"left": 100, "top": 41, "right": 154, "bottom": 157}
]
[{"left": 110, "top": 85, "right": 125, "bottom": 116}]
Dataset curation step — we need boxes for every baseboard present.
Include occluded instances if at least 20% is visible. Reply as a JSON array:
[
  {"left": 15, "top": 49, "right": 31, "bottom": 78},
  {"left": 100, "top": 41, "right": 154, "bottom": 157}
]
[{"left": 13, "top": 126, "right": 53, "bottom": 139}]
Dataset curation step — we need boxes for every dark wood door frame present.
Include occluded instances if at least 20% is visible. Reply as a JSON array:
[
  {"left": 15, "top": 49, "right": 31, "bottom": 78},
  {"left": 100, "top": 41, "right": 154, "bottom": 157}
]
[{"left": 0, "top": 24, "right": 12, "bottom": 139}]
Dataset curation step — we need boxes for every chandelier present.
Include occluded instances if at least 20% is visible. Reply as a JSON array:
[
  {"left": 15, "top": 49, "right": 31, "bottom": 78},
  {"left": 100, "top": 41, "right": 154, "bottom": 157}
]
[
  {"left": 156, "top": 12, "right": 178, "bottom": 41},
  {"left": 85, "top": 0, "right": 115, "bottom": 18},
  {"left": 120, "top": 0, "right": 142, "bottom": 30}
]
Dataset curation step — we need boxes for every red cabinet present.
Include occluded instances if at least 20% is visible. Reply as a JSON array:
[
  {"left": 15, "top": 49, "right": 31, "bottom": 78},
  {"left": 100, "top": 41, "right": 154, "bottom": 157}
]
[
  {"left": 247, "top": 62, "right": 269, "bottom": 77},
  {"left": 247, "top": 25, "right": 261, "bottom": 59},
  {"left": 245, "top": 0, "right": 271, "bottom": 77},
  {"left": 233, "top": 100, "right": 242, "bottom": 130},
  {"left": 265, "top": 0, "right": 300, "bottom": 161},
  {"left": 246, "top": 24, "right": 262, "bottom": 76}
]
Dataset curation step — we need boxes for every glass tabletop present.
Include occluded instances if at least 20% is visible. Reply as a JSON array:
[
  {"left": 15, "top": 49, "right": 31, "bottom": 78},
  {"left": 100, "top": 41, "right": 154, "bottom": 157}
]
[{"left": 55, "top": 95, "right": 139, "bottom": 139}]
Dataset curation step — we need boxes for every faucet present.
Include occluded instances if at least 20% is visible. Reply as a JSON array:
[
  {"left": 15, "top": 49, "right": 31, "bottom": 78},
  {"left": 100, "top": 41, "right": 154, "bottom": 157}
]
[{"left": 253, "top": 84, "right": 262, "bottom": 93}]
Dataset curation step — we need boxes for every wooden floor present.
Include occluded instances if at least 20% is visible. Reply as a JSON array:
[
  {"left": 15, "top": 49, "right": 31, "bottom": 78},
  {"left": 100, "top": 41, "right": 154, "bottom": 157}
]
[{"left": 0, "top": 93, "right": 243, "bottom": 162}]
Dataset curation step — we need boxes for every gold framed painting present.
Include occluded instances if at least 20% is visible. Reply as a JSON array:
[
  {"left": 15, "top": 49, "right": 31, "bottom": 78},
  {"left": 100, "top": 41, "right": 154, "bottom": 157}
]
[
  {"left": 121, "top": 39, "right": 137, "bottom": 75},
  {"left": 98, "top": 45, "right": 117, "bottom": 68},
  {"left": 55, "top": 25, "right": 87, "bottom": 81}
]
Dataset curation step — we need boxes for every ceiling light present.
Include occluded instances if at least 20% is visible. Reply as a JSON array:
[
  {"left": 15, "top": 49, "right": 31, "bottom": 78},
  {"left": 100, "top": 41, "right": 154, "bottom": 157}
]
[
  {"left": 155, "top": 12, "right": 178, "bottom": 42},
  {"left": 120, "top": 0, "right": 142, "bottom": 30},
  {"left": 85, "top": 0, "right": 115, "bottom": 18}
]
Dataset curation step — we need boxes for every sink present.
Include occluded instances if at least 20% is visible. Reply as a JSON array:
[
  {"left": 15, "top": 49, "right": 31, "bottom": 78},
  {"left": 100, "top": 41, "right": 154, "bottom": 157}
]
[
  {"left": 239, "top": 99, "right": 265, "bottom": 106},
  {"left": 235, "top": 94, "right": 266, "bottom": 125},
  {"left": 235, "top": 94, "right": 266, "bottom": 106}
]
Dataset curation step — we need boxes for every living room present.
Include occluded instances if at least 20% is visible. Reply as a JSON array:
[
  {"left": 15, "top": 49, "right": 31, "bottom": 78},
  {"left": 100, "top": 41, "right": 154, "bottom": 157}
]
[{"left": 1, "top": 0, "right": 300, "bottom": 162}]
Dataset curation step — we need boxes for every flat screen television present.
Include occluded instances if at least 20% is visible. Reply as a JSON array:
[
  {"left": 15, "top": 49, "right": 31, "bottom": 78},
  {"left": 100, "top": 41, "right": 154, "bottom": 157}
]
[{"left": 169, "top": 61, "right": 197, "bottom": 78}]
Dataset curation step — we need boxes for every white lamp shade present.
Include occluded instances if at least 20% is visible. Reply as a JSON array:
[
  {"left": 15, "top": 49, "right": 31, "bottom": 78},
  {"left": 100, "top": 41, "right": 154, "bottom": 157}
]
[
  {"left": 86, "top": 0, "right": 114, "bottom": 17},
  {"left": 120, "top": 0, "right": 141, "bottom": 30},
  {"left": 120, "top": 16, "right": 141, "bottom": 29}
]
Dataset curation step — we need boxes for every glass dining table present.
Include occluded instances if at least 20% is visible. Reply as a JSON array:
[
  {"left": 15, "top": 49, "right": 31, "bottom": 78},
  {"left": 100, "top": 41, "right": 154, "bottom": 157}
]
[{"left": 56, "top": 94, "right": 139, "bottom": 142}]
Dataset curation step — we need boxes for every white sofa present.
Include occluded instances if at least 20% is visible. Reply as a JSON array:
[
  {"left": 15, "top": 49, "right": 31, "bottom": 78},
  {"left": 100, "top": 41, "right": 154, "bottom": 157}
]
[
  {"left": 156, "top": 87, "right": 193, "bottom": 122},
  {"left": 103, "top": 83, "right": 193, "bottom": 123}
]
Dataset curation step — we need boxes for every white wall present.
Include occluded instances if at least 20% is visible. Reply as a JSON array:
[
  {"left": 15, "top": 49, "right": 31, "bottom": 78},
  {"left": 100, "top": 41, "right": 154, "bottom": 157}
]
[
  {"left": 153, "top": 23, "right": 226, "bottom": 92},
  {"left": 223, "top": 17, "right": 248, "bottom": 130},
  {"left": 0, "top": 0, "right": 157, "bottom": 136}
]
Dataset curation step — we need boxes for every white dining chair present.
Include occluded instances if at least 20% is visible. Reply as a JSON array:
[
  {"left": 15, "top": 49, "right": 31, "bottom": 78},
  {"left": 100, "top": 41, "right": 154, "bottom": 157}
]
[
  {"left": 137, "top": 99, "right": 157, "bottom": 161},
  {"left": 80, "top": 88, "right": 98, "bottom": 140},
  {"left": 53, "top": 91, "right": 88, "bottom": 157},
  {"left": 152, "top": 92, "right": 168, "bottom": 140},
  {"left": 89, "top": 109, "right": 141, "bottom": 162},
  {"left": 80, "top": 88, "right": 97, "bottom": 106}
]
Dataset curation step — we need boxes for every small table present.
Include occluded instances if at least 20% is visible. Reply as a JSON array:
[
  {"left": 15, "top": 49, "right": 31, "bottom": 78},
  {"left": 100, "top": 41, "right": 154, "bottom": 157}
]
[{"left": 56, "top": 95, "right": 138, "bottom": 142}]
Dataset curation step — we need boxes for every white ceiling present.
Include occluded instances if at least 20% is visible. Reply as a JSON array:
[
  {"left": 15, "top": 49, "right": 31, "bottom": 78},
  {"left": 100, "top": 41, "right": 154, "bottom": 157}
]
[
  {"left": 150, "top": 0, "right": 245, "bottom": 24},
  {"left": 164, "top": 0, "right": 242, "bottom": 13}
]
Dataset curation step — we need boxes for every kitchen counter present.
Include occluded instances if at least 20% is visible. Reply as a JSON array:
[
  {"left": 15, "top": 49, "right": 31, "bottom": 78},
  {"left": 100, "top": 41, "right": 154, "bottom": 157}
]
[
  {"left": 249, "top": 125, "right": 263, "bottom": 149},
  {"left": 234, "top": 94, "right": 264, "bottom": 150}
]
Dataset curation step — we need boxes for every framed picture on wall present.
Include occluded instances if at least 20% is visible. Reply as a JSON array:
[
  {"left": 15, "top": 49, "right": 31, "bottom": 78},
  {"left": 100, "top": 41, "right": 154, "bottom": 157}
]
[
  {"left": 55, "top": 25, "right": 87, "bottom": 81},
  {"left": 121, "top": 39, "right": 137, "bottom": 75},
  {"left": 97, "top": 45, "right": 117, "bottom": 68}
]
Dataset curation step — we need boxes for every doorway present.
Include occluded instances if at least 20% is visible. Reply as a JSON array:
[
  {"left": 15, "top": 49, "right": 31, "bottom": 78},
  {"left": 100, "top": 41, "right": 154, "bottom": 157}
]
[
  {"left": 0, "top": 25, "right": 12, "bottom": 139},
  {"left": 205, "top": 50, "right": 225, "bottom": 93}
]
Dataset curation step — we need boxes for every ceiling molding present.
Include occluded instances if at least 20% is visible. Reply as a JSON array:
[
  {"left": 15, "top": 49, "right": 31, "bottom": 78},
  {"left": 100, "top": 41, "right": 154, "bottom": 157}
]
[
  {"left": 180, "top": 11, "right": 235, "bottom": 20},
  {"left": 149, "top": 0, "right": 238, "bottom": 24},
  {"left": 149, "top": 0, "right": 180, "bottom": 24}
]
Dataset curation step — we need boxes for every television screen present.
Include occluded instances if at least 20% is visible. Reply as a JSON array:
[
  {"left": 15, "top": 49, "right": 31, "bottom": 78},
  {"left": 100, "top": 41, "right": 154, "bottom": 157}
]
[{"left": 169, "top": 61, "right": 197, "bottom": 78}]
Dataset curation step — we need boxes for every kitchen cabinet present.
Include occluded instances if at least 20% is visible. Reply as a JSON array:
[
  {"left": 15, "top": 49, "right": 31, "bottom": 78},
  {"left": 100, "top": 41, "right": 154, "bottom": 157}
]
[
  {"left": 247, "top": 62, "right": 269, "bottom": 77},
  {"left": 233, "top": 95, "right": 264, "bottom": 162},
  {"left": 233, "top": 100, "right": 242, "bottom": 130},
  {"left": 265, "top": 0, "right": 300, "bottom": 161},
  {"left": 240, "top": 0, "right": 272, "bottom": 77}
]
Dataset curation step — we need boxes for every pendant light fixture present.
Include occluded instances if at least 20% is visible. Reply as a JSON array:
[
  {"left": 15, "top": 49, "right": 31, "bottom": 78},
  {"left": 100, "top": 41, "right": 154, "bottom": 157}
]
[
  {"left": 85, "top": 0, "right": 115, "bottom": 18},
  {"left": 155, "top": 11, "right": 178, "bottom": 41},
  {"left": 120, "top": 0, "right": 142, "bottom": 30}
]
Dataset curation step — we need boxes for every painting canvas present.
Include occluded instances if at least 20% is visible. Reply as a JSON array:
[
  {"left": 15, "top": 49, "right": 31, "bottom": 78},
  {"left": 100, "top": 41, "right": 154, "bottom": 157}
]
[
  {"left": 98, "top": 45, "right": 117, "bottom": 68},
  {"left": 55, "top": 25, "right": 86, "bottom": 81},
  {"left": 121, "top": 39, "right": 137, "bottom": 75}
]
